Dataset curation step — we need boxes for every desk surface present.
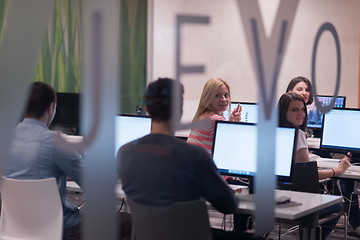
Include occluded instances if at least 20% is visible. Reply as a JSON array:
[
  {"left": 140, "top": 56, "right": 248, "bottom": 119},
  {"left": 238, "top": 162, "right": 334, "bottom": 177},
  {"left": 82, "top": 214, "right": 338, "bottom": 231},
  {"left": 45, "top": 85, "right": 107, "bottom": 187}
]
[
  {"left": 315, "top": 157, "right": 360, "bottom": 179},
  {"left": 237, "top": 190, "right": 342, "bottom": 220},
  {"left": 62, "top": 134, "right": 84, "bottom": 143},
  {"left": 67, "top": 181, "right": 341, "bottom": 222}
]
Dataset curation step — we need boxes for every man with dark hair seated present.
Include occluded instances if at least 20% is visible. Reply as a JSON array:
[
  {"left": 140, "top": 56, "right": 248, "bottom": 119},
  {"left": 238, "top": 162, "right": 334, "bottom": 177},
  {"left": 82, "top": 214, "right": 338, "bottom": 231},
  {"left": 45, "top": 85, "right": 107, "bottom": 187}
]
[
  {"left": 5, "top": 81, "right": 131, "bottom": 240},
  {"left": 118, "top": 78, "right": 262, "bottom": 240}
]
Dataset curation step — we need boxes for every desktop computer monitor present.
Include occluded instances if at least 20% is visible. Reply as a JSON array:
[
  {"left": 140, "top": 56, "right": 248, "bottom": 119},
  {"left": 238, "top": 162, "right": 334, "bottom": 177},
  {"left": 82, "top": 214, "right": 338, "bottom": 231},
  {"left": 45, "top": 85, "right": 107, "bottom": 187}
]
[
  {"left": 321, "top": 108, "right": 360, "bottom": 154},
  {"left": 114, "top": 114, "right": 152, "bottom": 156},
  {"left": 307, "top": 95, "right": 346, "bottom": 129},
  {"left": 212, "top": 121, "right": 297, "bottom": 183},
  {"left": 223, "top": 102, "right": 258, "bottom": 123},
  {"left": 50, "top": 92, "right": 80, "bottom": 135}
]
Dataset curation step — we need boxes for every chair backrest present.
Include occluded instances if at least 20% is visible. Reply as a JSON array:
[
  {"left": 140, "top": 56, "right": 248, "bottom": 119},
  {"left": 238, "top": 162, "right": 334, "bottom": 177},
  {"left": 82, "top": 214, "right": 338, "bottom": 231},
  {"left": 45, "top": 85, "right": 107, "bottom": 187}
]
[
  {"left": 128, "top": 198, "right": 212, "bottom": 240},
  {"left": 0, "top": 177, "right": 63, "bottom": 240},
  {"left": 291, "top": 161, "right": 320, "bottom": 193},
  {"left": 354, "top": 180, "right": 360, "bottom": 195}
]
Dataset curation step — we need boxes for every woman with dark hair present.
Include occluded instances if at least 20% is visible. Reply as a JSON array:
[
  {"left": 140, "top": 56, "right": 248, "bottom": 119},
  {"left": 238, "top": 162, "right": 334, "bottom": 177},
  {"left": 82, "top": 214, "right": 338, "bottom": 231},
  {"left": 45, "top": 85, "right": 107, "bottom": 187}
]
[
  {"left": 278, "top": 92, "right": 350, "bottom": 239},
  {"left": 286, "top": 76, "right": 324, "bottom": 135},
  {"left": 286, "top": 76, "right": 313, "bottom": 105},
  {"left": 287, "top": 77, "right": 360, "bottom": 233},
  {"left": 278, "top": 92, "right": 350, "bottom": 177}
]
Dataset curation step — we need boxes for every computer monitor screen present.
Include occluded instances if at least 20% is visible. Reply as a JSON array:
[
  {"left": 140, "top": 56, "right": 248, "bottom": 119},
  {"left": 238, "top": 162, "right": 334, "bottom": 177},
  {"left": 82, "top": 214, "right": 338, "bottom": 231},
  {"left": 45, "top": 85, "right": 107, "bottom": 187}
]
[
  {"left": 114, "top": 114, "right": 152, "bottom": 156},
  {"left": 321, "top": 108, "right": 360, "bottom": 153},
  {"left": 223, "top": 102, "right": 258, "bottom": 123},
  {"left": 212, "top": 121, "right": 297, "bottom": 182},
  {"left": 50, "top": 92, "right": 80, "bottom": 135},
  {"left": 307, "top": 95, "right": 346, "bottom": 129}
]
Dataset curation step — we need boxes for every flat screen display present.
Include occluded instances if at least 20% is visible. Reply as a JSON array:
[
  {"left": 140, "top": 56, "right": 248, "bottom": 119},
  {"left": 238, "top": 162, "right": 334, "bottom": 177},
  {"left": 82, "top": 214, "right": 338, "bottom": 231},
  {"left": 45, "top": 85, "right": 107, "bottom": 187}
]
[
  {"left": 50, "top": 92, "right": 80, "bottom": 135},
  {"left": 212, "top": 121, "right": 297, "bottom": 182},
  {"left": 307, "top": 95, "right": 346, "bottom": 129},
  {"left": 223, "top": 102, "right": 258, "bottom": 124},
  {"left": 321, "top": 108, "right": 360, "bottom": 152},
  {"left": 114, "top": 114, "right": 152, "bottom": 156}
]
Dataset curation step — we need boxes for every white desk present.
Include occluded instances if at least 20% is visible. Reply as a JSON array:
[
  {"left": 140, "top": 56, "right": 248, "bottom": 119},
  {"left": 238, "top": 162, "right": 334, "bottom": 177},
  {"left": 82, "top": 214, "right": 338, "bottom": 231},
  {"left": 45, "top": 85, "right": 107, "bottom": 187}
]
[
  {"left": 67, "top": 181, "right": 341, "bottom": 220},
  {"left": 62, "top": 134, "right": 83, "bottom": 143},
  {"left": 66, "top": 181, "right": 126, "bottom": 199},
  {"left": 238, "top": 190, "right": 342, "bottom": 240},
  {"left": 66, "top": 181, "right": 83, "bottom": 192},
  {"left": 68, "top": 181, "right": 341, "bottom": 240},
  {"left": 237, "top": 190, "right": 342, "bottom": 220},
  {"left": 315, "top": 157, "right": 360, "bottom": 179}
]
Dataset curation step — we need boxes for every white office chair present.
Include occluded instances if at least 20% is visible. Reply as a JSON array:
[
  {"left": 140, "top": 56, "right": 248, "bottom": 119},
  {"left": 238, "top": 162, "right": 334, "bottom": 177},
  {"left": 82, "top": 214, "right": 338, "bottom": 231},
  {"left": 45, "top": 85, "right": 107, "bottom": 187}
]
[
  {"left": 0, "top": 177, "right": 63, "bottom": 240},
  {"left": 128, "top": 198, "right": 212, "bottom": 240}
]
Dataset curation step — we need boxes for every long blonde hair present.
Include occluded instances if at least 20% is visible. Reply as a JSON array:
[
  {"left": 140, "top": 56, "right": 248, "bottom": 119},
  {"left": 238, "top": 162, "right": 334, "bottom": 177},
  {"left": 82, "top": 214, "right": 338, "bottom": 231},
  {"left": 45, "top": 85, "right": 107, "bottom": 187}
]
[{"left": 193, "top": 78, "right": 231, "bottom": 120}]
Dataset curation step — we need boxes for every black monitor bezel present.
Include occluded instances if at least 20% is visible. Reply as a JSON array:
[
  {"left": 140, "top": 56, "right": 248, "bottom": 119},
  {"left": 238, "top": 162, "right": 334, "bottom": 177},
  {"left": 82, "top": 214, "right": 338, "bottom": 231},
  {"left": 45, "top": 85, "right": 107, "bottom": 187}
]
[
  {"left": 50, "top": 92, "right": 81, "bottom": 135},
  {"left": 307, "top": 95, "right": 346, "bottom": 129},
  {"left": 231, "top": 101, "right": 257, "bottom": 105},
  {"left": 212, "top": 120, "right": 298, "bottom": 183},
  {"left": 230, "top": 101, "right": 257, "bottom": 109},
  {"left": 117, "top": 113, "right": 151, "bottom": 119},
  {"left": 317, "top": 95, "right": 346, "bottom": 107},
  {"left": 320, "top": 107, "right": 360, "bottom": 154}
]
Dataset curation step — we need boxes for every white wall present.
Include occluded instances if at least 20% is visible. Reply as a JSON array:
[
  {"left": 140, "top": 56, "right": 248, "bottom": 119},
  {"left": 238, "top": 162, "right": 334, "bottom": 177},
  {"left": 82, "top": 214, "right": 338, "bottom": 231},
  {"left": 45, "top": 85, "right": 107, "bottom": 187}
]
[{"left": 149, "top": 0, "right": 360, "bottom": 125}]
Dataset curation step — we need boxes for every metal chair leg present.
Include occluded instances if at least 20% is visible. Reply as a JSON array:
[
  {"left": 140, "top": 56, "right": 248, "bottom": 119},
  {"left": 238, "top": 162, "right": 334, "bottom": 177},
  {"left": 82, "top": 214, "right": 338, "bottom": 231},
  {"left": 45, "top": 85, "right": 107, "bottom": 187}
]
[{"left": 278, "top": 223, "right": 281, "bottom": 239}]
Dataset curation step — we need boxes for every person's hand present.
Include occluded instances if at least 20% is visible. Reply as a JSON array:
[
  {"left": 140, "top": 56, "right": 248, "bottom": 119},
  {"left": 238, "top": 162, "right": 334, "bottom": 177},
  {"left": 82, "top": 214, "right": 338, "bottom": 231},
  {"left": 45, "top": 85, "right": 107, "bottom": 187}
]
[
  {"left": 334, "top": 154, "right": 351, "bottom": 175},
  {"left": 229, "top": 103, "right": 242, "bottom": 122}
]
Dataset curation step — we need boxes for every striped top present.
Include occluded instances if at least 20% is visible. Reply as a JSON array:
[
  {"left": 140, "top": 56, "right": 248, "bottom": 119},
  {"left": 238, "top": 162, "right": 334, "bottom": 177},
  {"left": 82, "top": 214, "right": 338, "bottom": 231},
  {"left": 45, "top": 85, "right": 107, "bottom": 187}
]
[{"left": 187, "top": 114, "right": 226, "bottom": 153}]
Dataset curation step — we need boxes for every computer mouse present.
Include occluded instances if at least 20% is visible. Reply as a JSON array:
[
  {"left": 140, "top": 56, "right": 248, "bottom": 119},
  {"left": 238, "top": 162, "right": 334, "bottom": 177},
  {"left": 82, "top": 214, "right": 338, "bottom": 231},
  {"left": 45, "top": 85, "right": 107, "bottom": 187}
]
[{"left": 276, "top": 196, "right": 291, "bottom": 204}]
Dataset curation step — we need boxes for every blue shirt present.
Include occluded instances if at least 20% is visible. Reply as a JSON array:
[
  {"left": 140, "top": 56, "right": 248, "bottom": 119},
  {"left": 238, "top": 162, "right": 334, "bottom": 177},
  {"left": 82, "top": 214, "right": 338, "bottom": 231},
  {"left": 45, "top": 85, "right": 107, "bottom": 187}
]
[{"left": 4, "top": 118, "right": 83, "bottom": 229}]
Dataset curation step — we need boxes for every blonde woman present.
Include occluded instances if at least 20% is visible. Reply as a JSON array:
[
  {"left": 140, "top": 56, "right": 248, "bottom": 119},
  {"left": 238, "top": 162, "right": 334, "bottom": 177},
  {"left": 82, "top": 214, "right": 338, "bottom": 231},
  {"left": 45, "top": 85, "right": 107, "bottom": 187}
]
[{"left": 187, "top": 78, "right": 241, "bottom": 152}]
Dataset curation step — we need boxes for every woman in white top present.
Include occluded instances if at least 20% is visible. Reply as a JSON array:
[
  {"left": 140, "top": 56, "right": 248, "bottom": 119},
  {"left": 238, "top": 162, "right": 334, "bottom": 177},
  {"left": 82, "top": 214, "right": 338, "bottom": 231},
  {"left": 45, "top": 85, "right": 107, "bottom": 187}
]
[
  {"left": 277, "top": 92, "right": 350, "bottom": 179},
  {"left": 278, "top": 92, "right": 351, "bottom": 239},
  {"left": 287, "top": 77, "right": 360, "bottom": 232}
]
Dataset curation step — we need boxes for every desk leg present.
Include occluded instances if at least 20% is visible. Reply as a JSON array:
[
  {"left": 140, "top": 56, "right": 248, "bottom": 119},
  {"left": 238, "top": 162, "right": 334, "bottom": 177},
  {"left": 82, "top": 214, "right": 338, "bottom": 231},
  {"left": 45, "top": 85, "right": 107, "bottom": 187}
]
[
  {"left": 300, "top": 227, "right": 317, "bottom": 240},
  {"left": 299, "top": 212, "right": 319, "bottom": 240}
]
